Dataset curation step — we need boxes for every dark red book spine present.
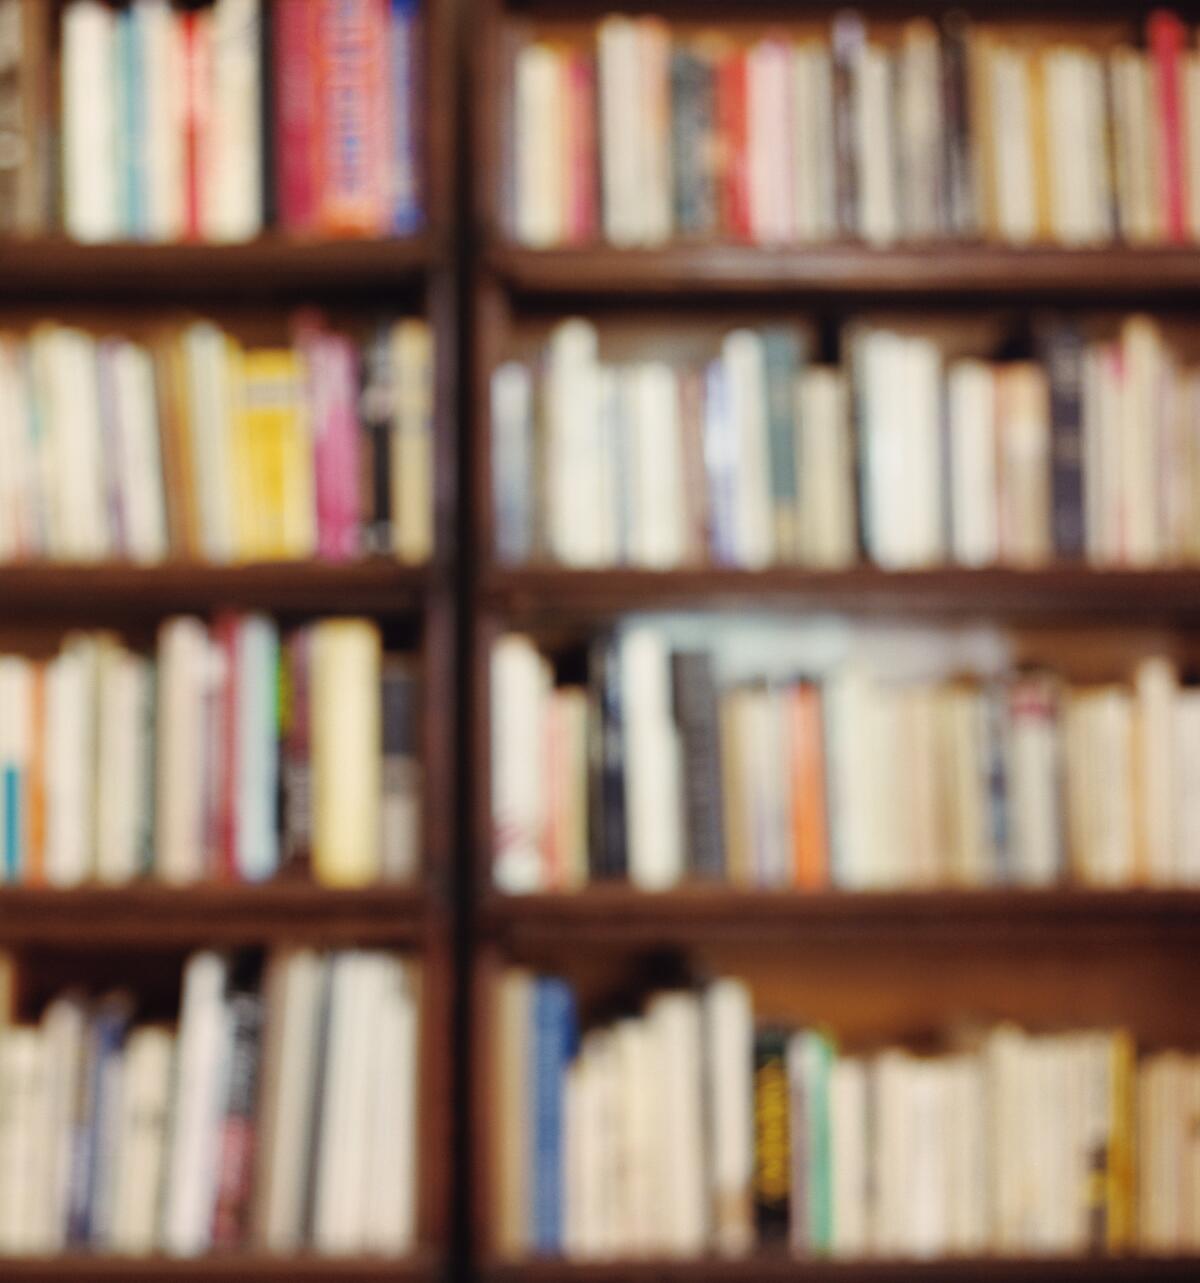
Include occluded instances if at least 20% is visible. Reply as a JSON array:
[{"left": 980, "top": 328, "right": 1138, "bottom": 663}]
[
  {"left": 718, "top": 49, "right": 750, "bottom": 241},
  {"left": 274, "top": 0, "right": 319, "bottom": 232},
  {"left": 1150, "top": 9, "right": 1188, "bottom": 242}
]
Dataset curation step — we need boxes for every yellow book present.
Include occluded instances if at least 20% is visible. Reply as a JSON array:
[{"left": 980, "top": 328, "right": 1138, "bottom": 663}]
[
  {"left": 238, "top": 349, "right": 308, "bottom": 561},
  {"left": 312, "top": 619, "right": 382, "bottom": 887},
  {"left": 391, "top": 319, "right": 434, "bottom": 564},
  {"left": 1108, "top": 1029, "right": 1136, "bottom": 1251},
  {"left": 225, "top": 339, "right": 257, "bottom": 560}
]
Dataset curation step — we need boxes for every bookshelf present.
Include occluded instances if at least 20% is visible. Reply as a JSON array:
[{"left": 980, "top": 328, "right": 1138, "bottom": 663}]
[
  {"left": 0, "top": 0, "right": 457, "bottom": 1275},
  {"left": 469, "top": 0, "right": 1200, "bottom": 1274}
]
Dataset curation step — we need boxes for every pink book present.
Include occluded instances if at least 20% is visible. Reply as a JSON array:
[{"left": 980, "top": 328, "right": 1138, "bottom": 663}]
[
  {"left": 274, "top": 0, "right": 319, "bottom": 232},
  {"left": 298, "top": 316, "right": 361, "bottom": 561},
  {"left": 1149, "top": 9, "right": 1188, "bottom": 242}
]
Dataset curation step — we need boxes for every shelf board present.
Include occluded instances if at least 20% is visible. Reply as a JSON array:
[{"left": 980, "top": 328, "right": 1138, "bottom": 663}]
[
  {"left": 490, "top": 242, "right": 1200, "bottom": 299},
  {"left": 480, "top": 886, "right": 1200, "bottom": 947},
  {"left": 0, "top": 234, "right": 435, "bottom": 298},
  {"left": 0, "top": 560, "right": 432, "bottom": 618},
  {"left": 481, "top": 565, "right": 1200, "bottom": 622},
  {"left": 0, "top": 883, "right": 435, "bottom": 948},
  {"left": 481, "top": 1257, "right": 1200, "bottom": 1282},
  {"left": 0, "top": 1254, "right": 435, "bottom": 1281}
]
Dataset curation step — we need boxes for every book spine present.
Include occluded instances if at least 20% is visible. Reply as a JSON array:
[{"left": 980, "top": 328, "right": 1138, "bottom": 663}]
[
  {"left": 753, "top": 1026, "right": 791, "bottom": 1244},
  {"left": 566, "top": 48, "right": 597, "bottom": 244},
  {"left": 389, "top": 0, "right": 423, "bottom": 234},
  {"left": 380, "top": 659, "right": 421, "bottom": 882},
  {"left": 670, "top": 651, "right": 726, "bottom": 880},
  {"left": 1149, "top": 10, "right": 1188, "bottom": 243},
  {"left": 281, "top": 628, "right": 313, "bottom": 872},
  {"left": 211, "top": 983, "right": 264, "bottom": 1248},
  {"left": 361, "top": 327, "right": 395, "bottom": 555},
  {"left": 274, "top": 0, "right": 318, "bottom": 231},
  {"left": 717, "top": 48, "right": 749, "bottom": 240},
  {"left": 762, "top": 328, "right": 802, "bottom": 560},
  {"left": 531, "top": 976, "right": 577, "bottom": 1255},
  {"left": 299, "top": 321, "right": 361, "bottom": 562},
  {"left": 595, "top": 637, "right": 627, "bottom": 881},
  {"left": 1042, "top": 321, "right": 1087, "bottom": 560},
  {"left": 831, "top": 12, "right": 864, "bottom": 237},
  {"left": 181, "top": 10, "right": 211, "bottom": 242}
]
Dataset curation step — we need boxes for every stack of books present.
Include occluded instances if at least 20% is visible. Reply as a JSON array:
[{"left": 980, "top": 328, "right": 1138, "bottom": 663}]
[
  {"left": 493, "top": 629, "right": 1200, "bottom": 893},
  {"left": 510, "top": 9, "right": 1200, "bottom": 249},
  {"left": 0, "top": 614, "right": 421, "bottom": 887},
  {"left": 0, "top": 0, "right": 423, "bottom": 242},
  {"left": 0, "top": 315, "right": 433, "bottom": 566},
  {"left": 493, "top": 314, "right": 1200, "bottom": 570},
  {"left": 498, "top": 969, "right": 1197, "bottom": 1259},
  {"left": 0, "top": 948, "right": 420, "bottom": 1257}
]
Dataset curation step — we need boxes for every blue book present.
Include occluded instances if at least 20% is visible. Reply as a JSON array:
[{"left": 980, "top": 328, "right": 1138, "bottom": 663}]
[
  {"left": 236, "top": 616, "right": 281, "bottom": 882},
  {"left": 389, "top": 0, "right": 423, "bottom": 234},
  {"left": 530, "top": 977, "right": 577, "bottom": 1254},
  {"left": 2, "top": 761, "right": 19, "bottom": 882},
  {"left": 118, "top": 7, "right": 146, "bottom": 238}
]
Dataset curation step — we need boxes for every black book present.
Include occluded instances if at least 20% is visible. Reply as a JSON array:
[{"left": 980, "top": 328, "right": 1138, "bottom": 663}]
[
  {"left": 671, "top": 47, "right": 717, "bottom": 238},
  {"left": 753, "top": 1026, "right": 791, "bottom": 1245},
  {"left": 1041, "top": 321, "right": 1087, "bottom": 560},
  {"left": 587, "top": 637, "right": 627, "bottom": 881},
  {"left": 939, "top": 10, "right": 975, "bottom": 238},
  {"left": 670, "top": 651, "right": 725, "bottom": 880}
]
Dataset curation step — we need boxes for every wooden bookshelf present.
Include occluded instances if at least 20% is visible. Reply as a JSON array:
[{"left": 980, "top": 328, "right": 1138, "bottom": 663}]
[{"left": 0, "top": 1255, "right": 440, "bottom": 1282}]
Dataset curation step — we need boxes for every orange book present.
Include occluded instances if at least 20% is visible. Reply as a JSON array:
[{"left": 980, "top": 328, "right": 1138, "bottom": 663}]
[
  {"left": 26, "top": 663, "right": 45, "bottom": 886},
  {"left": 789, "top": 683, "right": 828, "bottom": 890}
]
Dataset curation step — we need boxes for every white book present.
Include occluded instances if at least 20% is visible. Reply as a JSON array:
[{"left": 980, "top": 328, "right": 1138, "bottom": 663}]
[
  {"left": 0, "top": 342, "right": 27, "bottom": 560},
  {"left": 1081, "top": 52, "right": 1112, "bottom": 244},
  {"left": 563, "top": 1057, "right": 585, "bottom": 1257},
  {"left": 947, "top": 360, "right": 999, "bottom": 566},
  {"left": 62, "top": 1, "right": 120, "bottom": 242},
  {"left": 703, "top": 978, "right": 753, "bottom": 1255},
  {"left": 155, "top": 617, "right": 210, "bottom": 884},
  {"left": 95, "top": 641, "right": 151, "bottom": 884},
  {"left": 313, "top": 952, "right": 375, "bottom": 1253},
  {"left": 992, "top": 47, "right": 1037, "bottom": 244},
  {"left": 491, "top": 634, "right": 550, "bottom": 894},
  {"left": 235, "top": 615, "right": 280, "bottom": 882},
  {"left": 182, "top": 323, "right": 237, "bottom": 562},
  {"left": 514, "top": 43, "right": 563, "bottom": 248},
  {"left": 856, "top": 44, "right": 899, "bottom": 245},
  {"left": 1136, "top": 657, "right": 1177, "bottom": 885},
  {"left": 612, "top": 1017, "right": 658, "bottom": 1252},
  {"left": 722, "top": 330, "right": 774, "bottom": 568},
  {"left": 547, "top": 320, "right": 606, "bottom": 567},
  {"left": 1174, "top": 691, "right": 1200, "bottom": 885},
  {"left": 823, "top": 664, "right": 876, "bottom": 889},
  {"left": 792, "top": 44, "right": 837, "bottom": 241},
  {"left": 255, "top": 949, "right": 326, "bottom": 1252},
  {"left": 598, "top": 18, "right": 642, "bottom": 246},
  {"left": 828, "top": 1057, "right": 868, "bottom": 1258},
  {"left": 110, "top": 1026, "right": 174, "bottom": 1255},
  {"left": 798, "top": 368, "right": 855, "bottom": 567},
  {"left": 595, "top": 367, "right": 623, "bottom": 563},
  {"left": 1008, "top": 680, "right": 1063, "bottom": 886},
  {"left": 629, "top": 362, "right": 686, "bottom": 568},
  {"left": 138, "top": 0, "right": 186, "bottom": 241},
  {"left": 206, "top": 0, "right": 262, "bottom": 242},
  {"left": 647, "top": 993, "right": 706, "bottom": 1255},
  {"left": 904, "top": 336, "right": 945, "bottom": 566},
  {"left": 45, "top": 636, "right": 99, "bottom": 887},
  {"left": 40, "top": 996, "right": 87, "bottom": 1253},
  {"left": 364, "top": 959, "right": 419, "bottom": 1254},
  {"left": 112, "top": 340, "right": 169, "bottom": 563},
  {"left": 1121, "top": 318, "right": 1162, "bottom": 565},
  {"left": 947, "top": 1056, "right": 988, "bottom": 1253},
  {"left": 747, "top": 39, "right": 792, "bottom": 245},
  {"left": 36, "top": 327, "right": 110, "bottom": 561},
  {"left": 638, "top": 20, "right": 672, "bottom": 245},
  {"left": 163, "top": 951, "right": 230, "bottom": 1257},
  {"left": 0, "top": 1027, "right": 49, "bottom": 1254},
  {"left": 620, "top": 627, "right": 683, "bottom": 890},
  {"left": 1047, "top": 52, "right": 1086, "bottom": 245}
]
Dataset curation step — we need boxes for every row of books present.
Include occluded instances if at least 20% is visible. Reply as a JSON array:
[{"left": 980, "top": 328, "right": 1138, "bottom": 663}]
[
  {"left": 492, "top": 630, "right": 1200, "bottom": 893},
  {"left": 0, "top": 615, "right": 420, "bottom": 888},
  {"left": 0, "top": 948, "right": 419, "bottom": 1257},
  {"left": 492, "top": 314, "right": 1200, "bottom": 570},
  {"left": 509, "top": 10, "right": 1200, "bottom": 250},
  {"left": 0, "top": 0, "right": 423, "bottom": 243},
  {"left": 498, "top": 970, "right": 1199, "bottom": 1259},
  {"left": 0, "top": 316, "right": 433, "bottom": 566}
]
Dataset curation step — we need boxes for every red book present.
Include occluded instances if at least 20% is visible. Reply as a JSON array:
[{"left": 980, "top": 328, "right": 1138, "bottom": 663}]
[
  {"left": 717, "top": 48, "right": 750, "bottom": 241},
  {"left": 1149, "top": 9, "right": 1188, "bottom": 242},
  {"left": 274, "top": 0, "right": 320, "bottom": 233},
  {"left": 314, "top": 0, "right": 391, "bottom": 236},
  {"left": 181, "top": 9, "right": 212, "bottom": 241},
  {"left": 566, "top": 49, "right": 599, "bottom": 244}
]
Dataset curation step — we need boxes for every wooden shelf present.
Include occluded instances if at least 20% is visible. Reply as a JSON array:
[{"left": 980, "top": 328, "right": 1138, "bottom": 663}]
[
  {"left": 481, "top": 1257, "right": 1200, "bottom": 1282},
  {"left": 480, "top": 886, "right": 1200, "bottom": 947},
  {"left": 0, "top": 560, "right": 432, "bottom": 618},
  {"left": 0, "top": 234, "right": 436, "bottom": 299},
  {"left": 489, "top": 242, "right": 1200, "bottom": 300},
  {"left": 0, "top": 883, "right": 435, "bottom": 948},
  {"left": 481, "top": 564, "right": 1200, "bottom": 623},
  {"left": 0, "top": 1254, "right": 436, "bottom": 1281}
]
